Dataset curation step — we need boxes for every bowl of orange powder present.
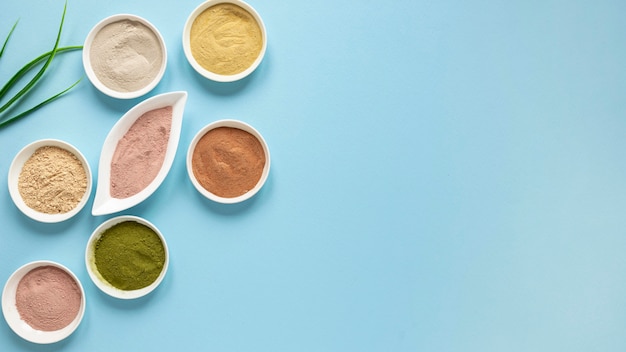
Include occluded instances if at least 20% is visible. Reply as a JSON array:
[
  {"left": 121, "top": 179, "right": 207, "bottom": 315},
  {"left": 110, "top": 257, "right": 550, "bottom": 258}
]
[{"left": 187, "top": 119, "right": 270, "bottom": 204}]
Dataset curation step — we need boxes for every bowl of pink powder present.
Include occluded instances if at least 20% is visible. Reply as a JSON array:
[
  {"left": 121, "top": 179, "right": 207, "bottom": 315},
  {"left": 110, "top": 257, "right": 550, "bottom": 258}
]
[
  {"left": 91, "top": 91, "right": 188, "bottom": 216},
  {"left": 1, "top": 260, "right": 86, "bottom": 344}
]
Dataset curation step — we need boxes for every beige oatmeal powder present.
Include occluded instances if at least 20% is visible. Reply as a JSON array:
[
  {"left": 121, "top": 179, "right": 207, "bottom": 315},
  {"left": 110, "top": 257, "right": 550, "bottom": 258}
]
[{"left": 18, "top": 146, "right": 88, "bottom": 214}]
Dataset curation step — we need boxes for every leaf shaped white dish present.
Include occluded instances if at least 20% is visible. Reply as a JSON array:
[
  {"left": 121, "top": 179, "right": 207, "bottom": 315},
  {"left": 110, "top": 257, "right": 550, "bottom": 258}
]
[{"left": 92, "top": 91, "right": 188, "bottom": 216}]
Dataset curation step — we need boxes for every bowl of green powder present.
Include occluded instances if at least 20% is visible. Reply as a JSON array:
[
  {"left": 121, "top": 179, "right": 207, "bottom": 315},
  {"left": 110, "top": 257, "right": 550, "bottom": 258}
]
[
  {"left": 83, "top": 14, "right": 167, "bottom": 99},
  {"left": 7, "top": 139, "right": 92, "bottom": 223},
  {"left": 85, "top": 215, "right": 169, "bottom": 299}
]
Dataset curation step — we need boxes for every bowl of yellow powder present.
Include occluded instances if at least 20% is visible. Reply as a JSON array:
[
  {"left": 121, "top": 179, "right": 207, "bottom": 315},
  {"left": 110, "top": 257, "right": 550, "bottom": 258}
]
[
  {"left": 7, "top": 139, "right": 92, "bottom": 223},
  {"left": 83, "top": 14, "right": 167, "bottom": 99},
  {"left": 85, "top": 215, "right": 169, "bottom": 300},
  {"left": 187, "top": 119, "right": 270, "bottom": 204},
  {"left": 183, "top": 0, "right": 267, "bottom": 82}
]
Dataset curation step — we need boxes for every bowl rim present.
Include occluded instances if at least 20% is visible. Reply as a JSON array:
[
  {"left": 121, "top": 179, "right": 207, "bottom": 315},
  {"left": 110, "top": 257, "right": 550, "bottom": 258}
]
[
  {"left": 1, "top": 260, "right": 86, "bottom": 344},
  {"left": 182, "top": 0, "right": 267, "bottom": 82},
  {"left": 85, "top": 215, "right": 169, "bottom": 299},
  {"left": 83, "top": 13, "right": 168, "bottom": 99},
  {"left": 7, "top": 138, "right": 92, "bottom": 223},
  {"left": 186, "top": 119, "right": 271, "bottom": 204}
]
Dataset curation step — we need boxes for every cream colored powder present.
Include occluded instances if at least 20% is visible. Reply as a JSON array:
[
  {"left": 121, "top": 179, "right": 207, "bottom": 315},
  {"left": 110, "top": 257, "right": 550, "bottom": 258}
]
[
  {"left": 18, "top": 146, "right": 87, "bottom": 214},
  {"left": 90, "top": 19, "right": 163, "bottom": 92},
  {"left": 190, "top": 3, "right": 263, "bottom": 75}
]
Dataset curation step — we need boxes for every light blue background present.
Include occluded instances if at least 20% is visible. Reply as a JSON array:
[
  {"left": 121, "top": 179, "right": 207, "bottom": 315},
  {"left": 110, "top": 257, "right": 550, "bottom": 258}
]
[{"left": 1, "top": 0, "right": 625, "bottom": 351}]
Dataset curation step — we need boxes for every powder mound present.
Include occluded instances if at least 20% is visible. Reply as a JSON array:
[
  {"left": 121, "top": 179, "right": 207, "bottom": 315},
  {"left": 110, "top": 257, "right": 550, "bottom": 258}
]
[
  {"left": 191, "top": 126, "right": 265, "bottom": 198},
  {"left": 110, "top": 106, "right": 173, "bottom": 199},
  {"left": 90, "top": 19, "right": 163, "bottom": 92},
  {"left": 15, "top": 266, "right": 82, "bottom": 332},
  {"left": 17, "top": 146, "right": 88, "bottom": 214},
  {"left": 94, "top": 221, "right": 165, "bottom": 290},
  {"left": 190, "top": 3, "right": 263, "bottom": 75}
]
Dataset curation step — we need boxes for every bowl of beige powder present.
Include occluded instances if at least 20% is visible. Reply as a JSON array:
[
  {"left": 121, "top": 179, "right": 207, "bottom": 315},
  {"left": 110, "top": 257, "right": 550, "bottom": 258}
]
[
  {"left": 183, "top": 0, "right": 267, "bottom": 82},
  {"left": 83, "top": 14, "right": 167, "bottom": 99},
  {"left": 8, "top": 139, "right": 92, "bottom": 223},
  {"left": 2, "top": 260, "right": 86, "bottom": 344}
]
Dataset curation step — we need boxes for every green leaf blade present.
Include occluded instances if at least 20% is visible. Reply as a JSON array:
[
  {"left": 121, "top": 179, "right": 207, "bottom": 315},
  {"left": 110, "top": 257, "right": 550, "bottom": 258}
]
[
  {"left": 0, "top": 1, "right": 67, "bottom": 114},
  {"left": 0, "top": 45, "right": 82, "bottom": 100},
  {"left": 0, "top": 78, "right": 81, "bottom": 129},
  {"left": 0, "top": 20, "right": 19, "bottom": 60}
]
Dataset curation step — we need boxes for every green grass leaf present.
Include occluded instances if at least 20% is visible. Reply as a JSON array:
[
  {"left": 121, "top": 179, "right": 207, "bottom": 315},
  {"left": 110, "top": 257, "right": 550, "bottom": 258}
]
[
  {"left": 0, "top": 1, "right": 67, "bottom": 114},
  {"left": 0, "top": 78, "right": 81, "bottom": 129},
  {"left": 0, "top": 20, "right": 18, "bottom": 60},
  {"left": 0, "top": 45, "right": 82, "bottom": 99}
]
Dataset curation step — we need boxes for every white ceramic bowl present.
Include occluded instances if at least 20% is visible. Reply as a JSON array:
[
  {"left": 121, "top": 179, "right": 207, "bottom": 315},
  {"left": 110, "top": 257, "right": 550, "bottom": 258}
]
[
  {"left": 182, "top": 0, "right": 267, "bottom": 82},
  {"left": 187, "top": 119, "right": 270, "bottom": 204},
  {"left": 2, "top": 261, "right": 86, "bottom": 344},
  {"left": 91, "top": 91, "right": 187, "bottom": 216},
  {"left": 7, "top": 139, "right": 92, "bottom": 223},
  {"left": 83, "top": 14, "right": 167, "bottom": 99},
  {"left": 85, "top": 215, "right": 169, "bottom": 299}
]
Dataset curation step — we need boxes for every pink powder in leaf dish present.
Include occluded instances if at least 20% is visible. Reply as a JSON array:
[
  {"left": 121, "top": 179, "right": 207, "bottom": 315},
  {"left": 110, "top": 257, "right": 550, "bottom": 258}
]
[
  {"left": 110, "top": 106, "right": 172, "bottom": 199},
  {"left": 91, "top": 91, "right": 188, "bottom": 216},
  {"left": 2, "top": 261, "right": 86, "bottom": 344}
]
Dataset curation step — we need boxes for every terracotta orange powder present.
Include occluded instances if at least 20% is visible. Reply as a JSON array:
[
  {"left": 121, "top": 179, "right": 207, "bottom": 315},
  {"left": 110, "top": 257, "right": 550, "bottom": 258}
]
[{"left": 191, "top": 127, "right": 265, "bottom": 198}]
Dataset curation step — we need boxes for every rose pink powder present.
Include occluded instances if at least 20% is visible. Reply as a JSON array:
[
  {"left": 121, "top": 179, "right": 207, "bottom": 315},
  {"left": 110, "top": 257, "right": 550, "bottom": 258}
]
[
  {"left": 110, "top": 106, "right": 173, "bottom": 199},
  {"left": 15, "top": 266, "right": 82, "bottom": 331}
]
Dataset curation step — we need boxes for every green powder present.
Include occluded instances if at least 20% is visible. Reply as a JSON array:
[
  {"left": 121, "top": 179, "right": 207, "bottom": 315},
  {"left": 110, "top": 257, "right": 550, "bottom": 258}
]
[{"left": 94, "top": 221, "right": 165, "bottom": 291}]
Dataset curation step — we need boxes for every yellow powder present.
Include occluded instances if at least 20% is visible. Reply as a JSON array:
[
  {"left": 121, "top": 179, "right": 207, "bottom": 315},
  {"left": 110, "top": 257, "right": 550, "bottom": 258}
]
[{"left": 190, "top": 3, "right": 263, "bottom": 75}]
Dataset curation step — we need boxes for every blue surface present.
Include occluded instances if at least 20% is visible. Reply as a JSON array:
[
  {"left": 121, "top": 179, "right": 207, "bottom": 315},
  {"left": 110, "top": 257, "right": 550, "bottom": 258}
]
[{"left": 1, "top": 0, "right": 626, "bottom": 350}]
